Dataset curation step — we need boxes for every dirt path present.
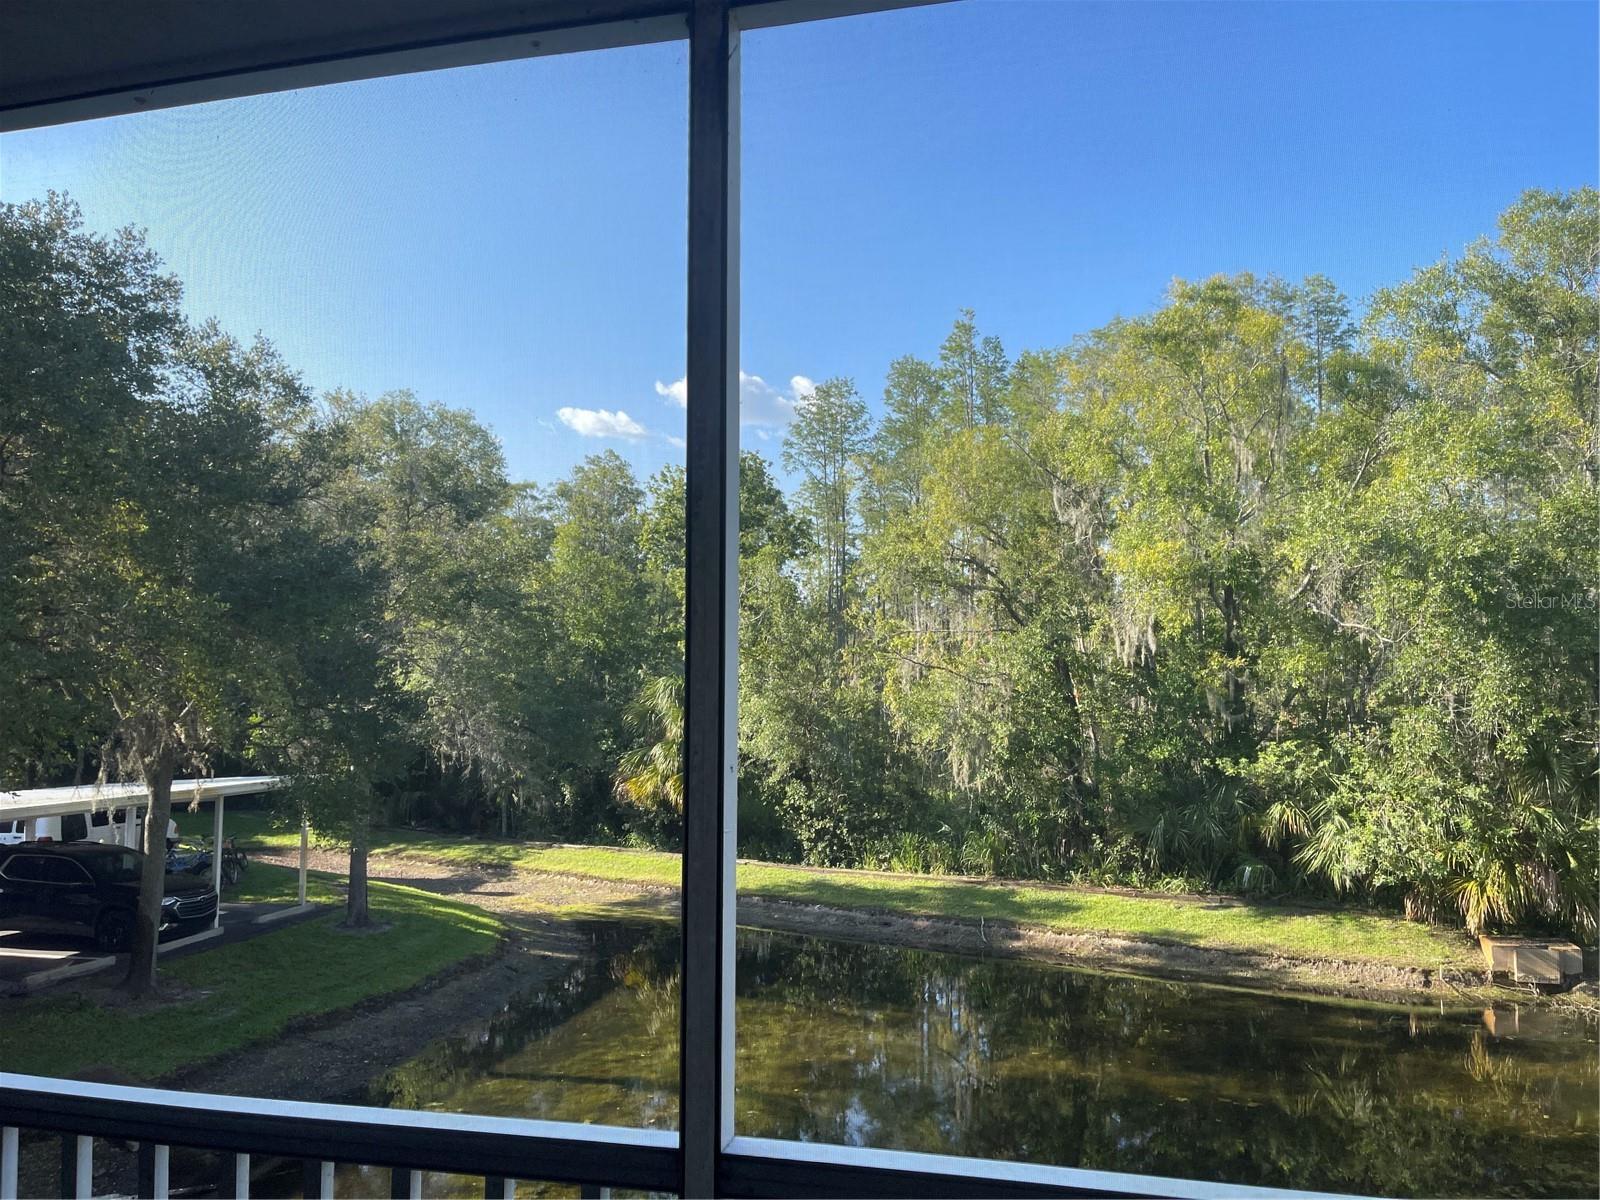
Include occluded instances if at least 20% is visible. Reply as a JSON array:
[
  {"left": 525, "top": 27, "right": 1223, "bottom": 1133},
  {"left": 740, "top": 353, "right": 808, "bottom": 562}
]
[
  {"left": 261, "top": 848, "right": 1503, "bottom": 1004},
  {"left": 165, "top": 922, "right": 587, "bottom": 1101},
  {"left": 262, "top": 845, "right": 674, "bottom": 919}
]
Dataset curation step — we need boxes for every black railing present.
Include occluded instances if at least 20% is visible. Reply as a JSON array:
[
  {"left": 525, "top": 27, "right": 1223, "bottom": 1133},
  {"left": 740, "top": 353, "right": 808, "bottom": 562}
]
[
  {"left": 1, "top": 1075, "right": 674, "bottom": 1199},
  {"left": 0, "top": 1074, "right": 1356, "bottom": 1200}
]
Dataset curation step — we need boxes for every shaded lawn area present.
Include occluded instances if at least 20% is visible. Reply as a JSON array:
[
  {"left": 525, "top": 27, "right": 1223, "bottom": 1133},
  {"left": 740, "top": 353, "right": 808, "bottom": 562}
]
[
  {"left": 191, "top": 812, "right": 1478, "bottom": 970},
  {"left": 4, "top": 866, "right": 502, "bottom": 1081}
]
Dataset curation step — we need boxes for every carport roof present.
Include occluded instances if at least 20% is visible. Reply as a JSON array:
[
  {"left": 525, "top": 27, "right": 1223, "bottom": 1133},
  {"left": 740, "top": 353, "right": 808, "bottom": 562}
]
[{"left": 0, "top": 776, "right": 284, "bottom": 823}]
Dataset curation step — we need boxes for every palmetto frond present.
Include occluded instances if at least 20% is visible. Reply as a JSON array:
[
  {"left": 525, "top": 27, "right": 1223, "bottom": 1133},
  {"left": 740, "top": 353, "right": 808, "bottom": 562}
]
[{"left": 615, "top": 673, "right": 685, "bottom": 814}]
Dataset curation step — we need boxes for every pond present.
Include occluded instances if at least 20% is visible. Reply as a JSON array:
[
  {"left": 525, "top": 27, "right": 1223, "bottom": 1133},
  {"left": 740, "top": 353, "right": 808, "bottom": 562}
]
[{"left": 279, "top": 922, "right": 1598, "bottom": 1198}]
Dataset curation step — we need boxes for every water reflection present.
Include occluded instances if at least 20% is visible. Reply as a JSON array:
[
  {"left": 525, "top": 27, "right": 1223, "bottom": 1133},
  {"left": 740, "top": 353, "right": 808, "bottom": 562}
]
[
  {"left": 348, "top": 923, "right": 1595, "bottom": 1198},
  {"left": 733, "top": 931, "right": 1595, "bottom": 1197}
]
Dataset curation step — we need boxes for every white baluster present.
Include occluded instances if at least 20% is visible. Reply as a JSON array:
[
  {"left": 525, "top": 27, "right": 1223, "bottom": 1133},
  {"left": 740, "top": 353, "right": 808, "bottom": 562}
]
[
  {"left": 152, "top": 1145, "right": 170, "bottom": 1200},
  {"left": 1, "top": 1126, "right": 18, "bottom": 1200},
  {"left": 72, "top": 1135, "right": 92, "bottom": 1200}
]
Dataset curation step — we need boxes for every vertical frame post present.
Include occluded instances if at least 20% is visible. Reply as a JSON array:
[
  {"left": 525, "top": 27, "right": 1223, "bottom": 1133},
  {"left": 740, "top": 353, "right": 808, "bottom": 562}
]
[
  {"left": 138, "top": 1142, "right": 156, "bottom": 1198},
  {"left": 682, "top": 0, "right": 739, "bottom": 1196}
]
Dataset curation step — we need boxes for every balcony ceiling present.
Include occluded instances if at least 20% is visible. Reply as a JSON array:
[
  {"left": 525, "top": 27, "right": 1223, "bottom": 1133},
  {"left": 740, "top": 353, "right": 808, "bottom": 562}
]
[{"left": 0, "top": 0, "right": 691, "bottom": 129}]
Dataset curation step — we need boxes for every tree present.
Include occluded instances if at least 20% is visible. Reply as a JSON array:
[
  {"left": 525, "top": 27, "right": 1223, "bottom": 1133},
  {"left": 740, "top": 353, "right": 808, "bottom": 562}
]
[
  {"left": 1268, "top": 274, "right": 1353, "bottom": 413},
  {"left": 98, "top": 325, "right": 318, "bottom": 992},
  {"left": 1264, "top": 187, "right": 1599, "bottom": 933},
  {"left": 615, "top": 674, "right": 684, "bottom": 819},
  {"left": 937, "top": 309, "right": 1010, "bottom": 429},
  {"left": 322, "top": 389, "right": 514, "bottom": 922},
  {"left": 0, "top": 195, "right": 182, "bottom": 776},
  {"left": 782, "top": 378, "right": 870, "bottom": 630},
  {"left": 620, "top": 450, "right": 806, "bottom": 848},
  {"left": 862, "top": 355, "right": 942, "bottom": 538},
  {"left": 9, "top": 185, "right": 1592, "bottom": 942},
  {"left": 539, "top": 452, "right": 673, "bottom": 837}
]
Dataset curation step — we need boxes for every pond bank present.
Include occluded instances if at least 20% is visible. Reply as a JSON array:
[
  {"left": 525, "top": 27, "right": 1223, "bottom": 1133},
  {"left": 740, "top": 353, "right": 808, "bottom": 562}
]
[
  {"left": 259, "top": 847, "right": 1578, "bottom": 1006},
  {"left": 166, "top": 924, "right": 586, "bottom": 1100},
  {"left": 19, "top": 884, "right": 1593, "bottom": 1199}
]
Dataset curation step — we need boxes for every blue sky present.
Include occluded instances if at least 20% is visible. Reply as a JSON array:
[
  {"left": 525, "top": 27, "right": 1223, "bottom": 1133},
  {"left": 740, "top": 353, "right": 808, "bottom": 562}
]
[{"left": 2, "top": 0, "right": 1595, "bottom": 488}]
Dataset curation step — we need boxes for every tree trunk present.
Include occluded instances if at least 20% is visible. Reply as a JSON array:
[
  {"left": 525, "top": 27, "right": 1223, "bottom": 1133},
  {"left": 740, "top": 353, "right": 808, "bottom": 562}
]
[
  {"left": 1220, "top": 584, "right": 1246, "bottom": 735},
  {"left": 346, "top": 797, "right": 371, "bottom": 927},
  {"left": 123, "top": 756, "right": 174, "bottom": 996}
]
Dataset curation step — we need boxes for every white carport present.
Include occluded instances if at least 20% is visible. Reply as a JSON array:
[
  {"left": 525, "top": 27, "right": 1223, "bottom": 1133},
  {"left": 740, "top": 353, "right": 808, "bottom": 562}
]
[{"left": 0, "top": 776, "right": 305, "bottom": 925}]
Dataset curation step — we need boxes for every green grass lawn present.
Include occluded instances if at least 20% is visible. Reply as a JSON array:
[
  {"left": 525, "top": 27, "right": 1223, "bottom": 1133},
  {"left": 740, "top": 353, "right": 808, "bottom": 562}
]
[
  {"left": 226, "top": 861, "right": 342, "bottom": 905},
  {"left": 5, "top": 865, "right": 503, "bottom": 1081},
  {"left": 734, "top": 862, "right": 1480, "bottom": 969},
  {"left": 175, "top": 807, "right": 307, "bottom": 851},
  {"left": 519, "top": 846, "right": 1475, "bottom": 970},
  {"left": 187, "top": 811, "right": 1478, "bottom": 970}
]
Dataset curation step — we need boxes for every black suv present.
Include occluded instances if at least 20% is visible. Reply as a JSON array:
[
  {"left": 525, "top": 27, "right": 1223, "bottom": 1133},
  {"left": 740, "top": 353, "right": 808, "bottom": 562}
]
[{"left": 0, "top": 842, "right": 218, "bottom": 951}]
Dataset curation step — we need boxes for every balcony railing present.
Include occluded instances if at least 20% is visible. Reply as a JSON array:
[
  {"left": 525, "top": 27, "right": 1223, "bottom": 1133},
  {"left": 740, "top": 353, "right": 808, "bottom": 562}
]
[
  {"left": 1, "top": 1074, "right": 673, "bottom": 1199},
  {"left": 0, "top": 1074, "right": 1355, "bottom": 1200}
]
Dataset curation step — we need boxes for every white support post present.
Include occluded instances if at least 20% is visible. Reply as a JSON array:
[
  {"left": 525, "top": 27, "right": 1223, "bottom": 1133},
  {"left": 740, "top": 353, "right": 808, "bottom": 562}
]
[
  {"left": 152, "top": 1144, "right": 170, "bottom": 1200},
  {"left": 299, "top": 819, "right": 309, "bottom": 906},
  {"left": 318, "top": 1160, "right": 334, "bottom": 1199},
  {"left": 407, "top": 1168, "right": 422, "bottom": 1199},
  {"left": 234, "top": 1151, "right": 250, "bottom": 1199},
  {"left": 1, "top": 1126, "right": 17, "bottom": 1200},
  {"left": 73, "top": 1135, "right": 91, "bottom": 1200},
  {"left": 212, "top": 796, "right": 226, "bottom": 927}
]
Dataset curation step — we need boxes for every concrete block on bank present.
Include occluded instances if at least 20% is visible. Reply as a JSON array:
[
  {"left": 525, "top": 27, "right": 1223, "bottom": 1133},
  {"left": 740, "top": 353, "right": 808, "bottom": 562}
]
[
  {"left": 1480, "top": 936, "right": 1518, "bottom": 973},
  {"left": 1480, "top": 935, "right": 1584, "bottom": 984},
  {"left": 1512, "top": 943, "right": 1562, "bottom": 984}
]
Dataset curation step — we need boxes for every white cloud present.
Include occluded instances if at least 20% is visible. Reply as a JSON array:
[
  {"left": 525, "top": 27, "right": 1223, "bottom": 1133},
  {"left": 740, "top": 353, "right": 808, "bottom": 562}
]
[
  {"left": 557, "top": 406, "right": 648, "bottom": 440},
  {"left": 654, "top": 378, "right": 688, "bottom": 408},
  {"left": 652, "top": 370, "right": 813, "bottom": 429},
  {"left": 739, "top": 371, "right": 799, "bottom": 428}
]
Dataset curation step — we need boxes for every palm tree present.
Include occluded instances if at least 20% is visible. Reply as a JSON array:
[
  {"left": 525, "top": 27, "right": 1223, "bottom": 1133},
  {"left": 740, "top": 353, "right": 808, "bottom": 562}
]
[{"left": 615, "top": 673, "right": 684, "bottom": 814}]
